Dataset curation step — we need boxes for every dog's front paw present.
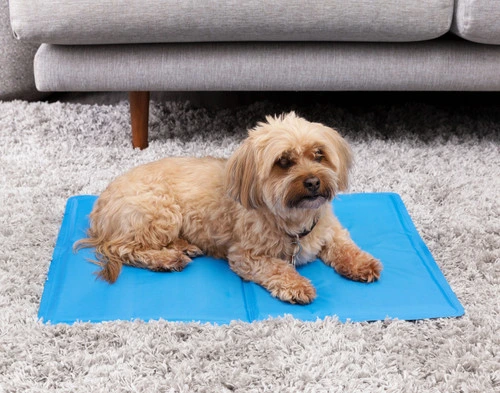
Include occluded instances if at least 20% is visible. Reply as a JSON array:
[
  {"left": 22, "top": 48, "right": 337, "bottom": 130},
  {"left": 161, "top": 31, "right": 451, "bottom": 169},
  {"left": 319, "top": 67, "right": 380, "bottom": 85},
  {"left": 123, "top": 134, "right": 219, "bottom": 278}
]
[
  {"left": 336, "top": 251, "right": 382, "bottom": 283},
  {"left": 270, "top": 275, "right": 317, "bottom": 304},
  {"left": 353, "top": 253, "right": 382, "bottom": 282}
]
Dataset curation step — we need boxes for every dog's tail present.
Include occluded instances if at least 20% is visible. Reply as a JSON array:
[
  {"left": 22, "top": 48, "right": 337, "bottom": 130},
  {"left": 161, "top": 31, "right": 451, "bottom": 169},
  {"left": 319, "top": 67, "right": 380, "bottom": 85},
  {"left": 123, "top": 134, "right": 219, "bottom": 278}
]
[{"left": 74, "top": 237, "right": 123, "bottom": 283}]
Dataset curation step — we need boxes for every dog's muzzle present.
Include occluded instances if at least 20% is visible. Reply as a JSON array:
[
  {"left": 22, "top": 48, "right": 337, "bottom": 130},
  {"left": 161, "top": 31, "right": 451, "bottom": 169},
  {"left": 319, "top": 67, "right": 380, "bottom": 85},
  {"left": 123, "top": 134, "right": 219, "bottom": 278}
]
[{"left": 288, "top": 189, "right": 331, "bottom": 210}]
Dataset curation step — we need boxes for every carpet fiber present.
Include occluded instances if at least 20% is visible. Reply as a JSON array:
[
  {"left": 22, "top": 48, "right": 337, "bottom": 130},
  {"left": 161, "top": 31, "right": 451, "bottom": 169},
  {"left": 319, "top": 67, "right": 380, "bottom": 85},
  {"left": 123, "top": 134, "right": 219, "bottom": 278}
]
[{"left": 0, "top": 94, "right": 498, "bottom": 392}]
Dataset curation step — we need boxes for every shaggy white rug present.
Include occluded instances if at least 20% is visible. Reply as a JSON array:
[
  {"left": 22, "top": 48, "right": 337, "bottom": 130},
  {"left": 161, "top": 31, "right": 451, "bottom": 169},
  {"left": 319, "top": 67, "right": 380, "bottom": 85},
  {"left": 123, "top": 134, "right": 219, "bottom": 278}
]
[{"left": 0, "top": 95, "right": 498, "bottom": 392}]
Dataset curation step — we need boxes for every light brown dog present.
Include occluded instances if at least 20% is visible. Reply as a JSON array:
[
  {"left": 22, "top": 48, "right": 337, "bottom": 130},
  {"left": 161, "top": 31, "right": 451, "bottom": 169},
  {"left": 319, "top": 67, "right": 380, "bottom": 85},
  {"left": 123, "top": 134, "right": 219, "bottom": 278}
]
[{"left": 76, "top": 112, "right": 381, "bottom": 304}]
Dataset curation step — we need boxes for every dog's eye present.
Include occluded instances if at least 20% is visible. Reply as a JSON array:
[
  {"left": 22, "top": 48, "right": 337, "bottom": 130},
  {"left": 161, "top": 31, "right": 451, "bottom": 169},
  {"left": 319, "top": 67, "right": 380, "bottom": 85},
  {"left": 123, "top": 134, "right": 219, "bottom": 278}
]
[
  {"left": 314, "top": 149, "right": 324, "bottom": 163},
  {"left": 276, "top": 157, "right": 294, "bottom": 169}
]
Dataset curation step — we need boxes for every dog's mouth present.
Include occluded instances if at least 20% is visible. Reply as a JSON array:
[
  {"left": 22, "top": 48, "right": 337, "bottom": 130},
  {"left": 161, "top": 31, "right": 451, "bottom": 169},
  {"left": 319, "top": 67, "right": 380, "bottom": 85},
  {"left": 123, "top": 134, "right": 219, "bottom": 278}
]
[{"left": 288, "top": 193, "right": 329, "bottom": 209}]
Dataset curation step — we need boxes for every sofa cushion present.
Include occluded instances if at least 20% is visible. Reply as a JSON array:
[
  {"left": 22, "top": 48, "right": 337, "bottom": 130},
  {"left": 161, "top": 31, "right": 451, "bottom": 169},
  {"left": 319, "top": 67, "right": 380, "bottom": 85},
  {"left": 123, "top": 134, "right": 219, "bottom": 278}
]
[
  {"left": 10, "top": 0, "right": 453, "bottom": 45},
  {"left": 0, "top": 2, "right": 46, "bottom": 101},
  {"left": 451, "top": 0, "right": 500, "bottom": 45},
  {"left": 34, "top": 41, "right": 500, "bottom": 92}
]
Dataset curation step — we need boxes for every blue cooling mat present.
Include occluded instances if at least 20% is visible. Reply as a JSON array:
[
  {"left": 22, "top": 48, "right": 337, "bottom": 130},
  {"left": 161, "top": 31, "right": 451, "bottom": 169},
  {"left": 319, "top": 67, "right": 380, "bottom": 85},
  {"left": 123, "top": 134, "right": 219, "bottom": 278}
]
[{"left": 39, "top": 193, "right": 464, "bottom": 324}]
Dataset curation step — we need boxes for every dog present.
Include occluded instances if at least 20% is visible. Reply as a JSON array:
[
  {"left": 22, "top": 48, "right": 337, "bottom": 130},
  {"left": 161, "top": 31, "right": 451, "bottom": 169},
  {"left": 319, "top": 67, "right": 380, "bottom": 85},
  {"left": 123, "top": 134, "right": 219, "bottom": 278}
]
[{"left": 75, "top": 112, "right": 382, "bottom": 304}]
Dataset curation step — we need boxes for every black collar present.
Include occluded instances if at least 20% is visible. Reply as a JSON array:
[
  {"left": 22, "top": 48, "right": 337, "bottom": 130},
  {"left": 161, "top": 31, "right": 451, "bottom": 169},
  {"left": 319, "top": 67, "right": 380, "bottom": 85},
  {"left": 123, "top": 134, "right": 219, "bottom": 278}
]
[{"left": 288, "top": 217, "right": 319, "bottom": 239}]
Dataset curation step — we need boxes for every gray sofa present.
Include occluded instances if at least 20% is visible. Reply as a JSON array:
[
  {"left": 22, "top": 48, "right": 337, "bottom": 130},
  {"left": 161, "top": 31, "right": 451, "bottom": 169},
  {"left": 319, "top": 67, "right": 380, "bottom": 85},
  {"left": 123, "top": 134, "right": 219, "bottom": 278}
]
[{"left": 8, "top": 0, "right": 500, "bottom": 148}]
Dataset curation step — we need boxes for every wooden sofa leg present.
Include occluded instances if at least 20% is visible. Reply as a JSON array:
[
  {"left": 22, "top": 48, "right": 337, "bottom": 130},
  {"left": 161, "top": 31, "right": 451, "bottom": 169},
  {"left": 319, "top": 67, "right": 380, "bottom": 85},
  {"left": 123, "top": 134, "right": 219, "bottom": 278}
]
[{"left": 129, "top": 91, "right": 150, "bottom": 149}]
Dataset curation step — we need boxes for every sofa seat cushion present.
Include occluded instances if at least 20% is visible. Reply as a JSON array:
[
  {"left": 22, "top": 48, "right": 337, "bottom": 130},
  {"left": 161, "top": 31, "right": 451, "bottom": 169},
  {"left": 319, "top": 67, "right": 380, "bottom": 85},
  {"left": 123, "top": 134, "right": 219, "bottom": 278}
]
[
  {"left": 10, "top": 0, "right": 453, "bottom": 45},
  {"left": 451, "top": 0, "right": 500, "bottom": 45},
  {"left": 34, "top": 41, "right": 500, "bottom": 91}
]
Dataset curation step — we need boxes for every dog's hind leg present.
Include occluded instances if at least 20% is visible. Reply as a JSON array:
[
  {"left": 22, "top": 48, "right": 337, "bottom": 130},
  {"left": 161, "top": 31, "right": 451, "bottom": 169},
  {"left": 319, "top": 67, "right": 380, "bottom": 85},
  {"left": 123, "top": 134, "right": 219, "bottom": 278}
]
[
  {"left": 168, "top": 238, "right": 203, "bottom": 258},
  {"left": 83, "top": 190, "right": 199, "bottom": 282},
  {"left": 127, "top": 247, "right": 194, "bottom": 272},
  {"left": 129, "top": 239, "right": 203, "bottom": 272},
  {"left": 92, "top": 239, "right": 198, "bottom": 282}
]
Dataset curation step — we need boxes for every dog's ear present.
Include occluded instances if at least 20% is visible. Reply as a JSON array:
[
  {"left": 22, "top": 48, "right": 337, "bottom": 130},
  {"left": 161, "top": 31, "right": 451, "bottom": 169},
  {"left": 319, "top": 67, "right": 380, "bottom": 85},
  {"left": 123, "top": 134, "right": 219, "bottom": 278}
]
[
  {"left": 321, "top": 127, "right": 353, "bottom": 191},
  {"left": 225, "top": 139, "right": 263, "bottom": 209}
]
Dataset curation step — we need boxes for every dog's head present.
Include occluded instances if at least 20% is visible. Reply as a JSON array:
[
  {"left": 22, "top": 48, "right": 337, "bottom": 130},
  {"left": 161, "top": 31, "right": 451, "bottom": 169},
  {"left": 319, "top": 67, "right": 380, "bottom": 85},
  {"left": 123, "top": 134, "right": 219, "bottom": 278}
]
[{"left": 225, "top": 112, "right": 352, "bottom": 212}]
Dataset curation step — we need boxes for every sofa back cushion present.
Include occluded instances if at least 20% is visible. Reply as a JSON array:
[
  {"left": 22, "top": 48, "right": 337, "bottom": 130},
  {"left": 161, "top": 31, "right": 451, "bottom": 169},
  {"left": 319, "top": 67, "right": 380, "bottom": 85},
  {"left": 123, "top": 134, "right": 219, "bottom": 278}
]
[
  {"left": 10, "top": 0, "right": 453, "bottom": 45},
  {"left": 0, "top": 1, "right": 47, "bottom": 100},
  {"left": 451, "top": 0, "right": 500, "bottom": 45}
]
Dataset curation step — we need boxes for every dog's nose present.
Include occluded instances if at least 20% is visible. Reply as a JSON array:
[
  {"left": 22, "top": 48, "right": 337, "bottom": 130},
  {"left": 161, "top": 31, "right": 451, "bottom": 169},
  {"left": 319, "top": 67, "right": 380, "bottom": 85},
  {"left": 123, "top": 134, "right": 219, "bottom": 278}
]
[{"left": 304, "top": 176, "right": 320, "bottom": 193}]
